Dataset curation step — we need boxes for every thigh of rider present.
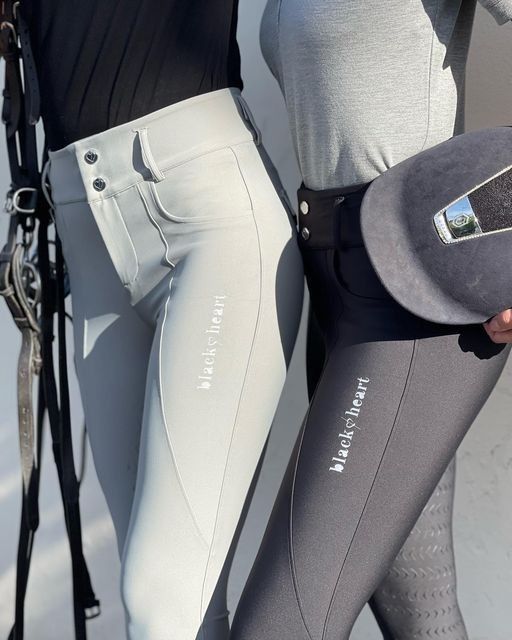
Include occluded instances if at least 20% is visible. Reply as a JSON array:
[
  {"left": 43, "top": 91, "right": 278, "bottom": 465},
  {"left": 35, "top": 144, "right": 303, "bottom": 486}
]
[
  {"left": 230, "top": 186, "right": 510, "bottom": 640},
  {"left": 47, "top": 89, "right": 304, "bottom": 640},
  {"left": 370, "top": 459, "right": 463, "bottom": 640},
  {"left": 51, "top": 198, "right": 153, "bottom": 554},
  {"left": 307, "top": 305, "right": 466, "bottom": 640},
  {"left": 120, "top": 122, "right": 303, "bottom": 640}
]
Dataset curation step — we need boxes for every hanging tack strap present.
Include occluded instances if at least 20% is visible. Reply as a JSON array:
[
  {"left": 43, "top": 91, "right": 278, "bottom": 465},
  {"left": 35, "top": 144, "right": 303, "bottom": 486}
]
[{"left": 0, "top": 2, "right": 100, "bottom": 638}]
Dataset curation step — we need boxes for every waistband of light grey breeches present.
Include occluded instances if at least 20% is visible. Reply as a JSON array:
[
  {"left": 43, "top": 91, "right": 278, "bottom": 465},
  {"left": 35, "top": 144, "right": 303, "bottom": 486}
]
[{"left": 47, "top": 88, "right": 260, "bottom": 206}]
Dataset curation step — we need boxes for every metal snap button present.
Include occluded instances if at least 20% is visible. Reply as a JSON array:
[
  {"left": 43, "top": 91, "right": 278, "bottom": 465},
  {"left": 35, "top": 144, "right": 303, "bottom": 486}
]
[
  {"left": 299, "top": 200, "right": 309, "bottom": 215},
  {"left": 84, "top": 150, "right": 98, "bottom": 164},
  {"left": 301, "top": 227, "right": 310, "bottom": 240},
  {"left": 93, "top": 177, "right": 106, "bottom": 191}
]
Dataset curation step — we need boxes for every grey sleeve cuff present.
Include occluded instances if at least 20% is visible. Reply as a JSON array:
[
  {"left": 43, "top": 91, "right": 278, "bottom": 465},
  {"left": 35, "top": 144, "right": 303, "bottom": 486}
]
[{"left": 479, "top": 0, "right": 512, "bottom": 24}]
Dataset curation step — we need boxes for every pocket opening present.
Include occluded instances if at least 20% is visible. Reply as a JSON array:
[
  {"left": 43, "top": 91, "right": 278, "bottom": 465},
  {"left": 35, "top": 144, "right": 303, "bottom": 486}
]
[{"left": 146, "top": 146, "right": 254, "bottom": 224}]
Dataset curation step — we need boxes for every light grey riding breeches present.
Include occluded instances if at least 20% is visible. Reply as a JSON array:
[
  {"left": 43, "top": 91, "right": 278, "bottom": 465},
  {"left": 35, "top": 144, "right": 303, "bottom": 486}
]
[{"left": 46, "top": 87, "right": 304, "bottom": 640}]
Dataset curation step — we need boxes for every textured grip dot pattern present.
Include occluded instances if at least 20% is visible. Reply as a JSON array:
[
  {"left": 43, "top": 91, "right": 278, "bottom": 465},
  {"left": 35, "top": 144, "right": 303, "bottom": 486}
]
[{"left": 372, "top": 459, "right": 468, "bottom": 640}]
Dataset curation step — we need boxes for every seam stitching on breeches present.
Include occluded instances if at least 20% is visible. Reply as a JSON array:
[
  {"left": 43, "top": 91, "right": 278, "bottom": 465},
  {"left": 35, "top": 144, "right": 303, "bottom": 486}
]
[
  {"left": 288, "top": 250, "right": 346, "bottom": 640},
  {"left": 111, "top": 192, "right": 141, "bottom": 283},
  {"left": 136, "top": 182, "right": 176, "bottom": 268},
  {"left": 287, "top": 408, "right": 316, "bottom": 640},
  {"left": 228, "top": 144, "right": 255, "bottom": 211},
  {"left": 158, "top": 278, "right": 209, "bottom": 548},
  {"left": 321, "top": 339, "right": 419, "bottom": 639},
  {"left": 198, "top": 190, "right": 262, "bottom": 636}
]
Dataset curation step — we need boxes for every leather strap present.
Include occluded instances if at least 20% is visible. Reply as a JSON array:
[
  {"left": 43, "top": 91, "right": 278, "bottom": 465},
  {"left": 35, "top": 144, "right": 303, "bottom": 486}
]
[{"left": 0, "top": 3, "right": 99, "bottom": 637}]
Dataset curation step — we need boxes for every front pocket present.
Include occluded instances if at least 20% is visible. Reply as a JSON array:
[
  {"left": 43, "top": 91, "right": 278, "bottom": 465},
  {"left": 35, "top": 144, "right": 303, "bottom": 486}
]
[
  {"left": 148, "top": 146, "right": 253, "bottom": 223},
  {"left": 90, "top": 196, "right": 139, "bottom": 286}
]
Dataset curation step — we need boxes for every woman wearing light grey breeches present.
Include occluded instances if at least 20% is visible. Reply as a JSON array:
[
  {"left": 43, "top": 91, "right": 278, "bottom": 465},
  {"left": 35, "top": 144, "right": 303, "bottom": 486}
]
[
  {"left": 46, "top": 92, "right": 304, "bottom": 639},
  {"left": 28, "top": 2, "right": 305, "bottom": 638},
  {"left": 229, "top": 1, "right": 512, "bottom": 639}
]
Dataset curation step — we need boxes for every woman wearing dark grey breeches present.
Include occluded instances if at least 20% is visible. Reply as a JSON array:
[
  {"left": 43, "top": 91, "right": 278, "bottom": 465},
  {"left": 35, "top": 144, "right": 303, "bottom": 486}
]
[{"left": 230, "top": 2, "right": 512, "bottom": 639}]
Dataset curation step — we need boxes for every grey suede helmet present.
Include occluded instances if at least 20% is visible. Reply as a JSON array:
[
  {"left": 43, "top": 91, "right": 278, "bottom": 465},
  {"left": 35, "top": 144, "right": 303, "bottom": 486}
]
[{"left": 360, "top": 126, "right": 512, "bottom": 325}]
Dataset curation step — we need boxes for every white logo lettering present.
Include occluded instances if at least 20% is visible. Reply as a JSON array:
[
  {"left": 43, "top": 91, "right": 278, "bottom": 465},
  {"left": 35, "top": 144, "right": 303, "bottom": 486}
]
[
  {"left": 197, "top": 296, "right": 226, "bottom": 390},
  {"left": 329, "top": 377, "right": 370, "bottom": 474}
]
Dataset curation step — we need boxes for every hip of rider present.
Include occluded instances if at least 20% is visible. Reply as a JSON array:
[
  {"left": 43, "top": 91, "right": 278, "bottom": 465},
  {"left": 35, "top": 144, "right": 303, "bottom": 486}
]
[
  {"left": 230, "top": 2, "right": 512, "bottom": 640},
  {"left": 25, "top": 1, "right": 307, "bottom": 638}
]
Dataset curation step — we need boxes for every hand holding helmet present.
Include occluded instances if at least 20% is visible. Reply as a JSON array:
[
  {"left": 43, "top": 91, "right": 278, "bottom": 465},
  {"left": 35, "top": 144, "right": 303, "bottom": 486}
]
[{"left": 486, "top": 309, "right": 512, "bottom": 343}]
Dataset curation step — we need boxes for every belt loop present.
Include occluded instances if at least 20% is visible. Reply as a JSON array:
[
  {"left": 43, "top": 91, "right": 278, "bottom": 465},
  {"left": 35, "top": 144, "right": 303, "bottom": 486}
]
[
  {"left": 236, "top": 95, "right": 262, "bottom": 146},
  {"left": 134, "top": 127, "right": 165, "bottom": 182}
]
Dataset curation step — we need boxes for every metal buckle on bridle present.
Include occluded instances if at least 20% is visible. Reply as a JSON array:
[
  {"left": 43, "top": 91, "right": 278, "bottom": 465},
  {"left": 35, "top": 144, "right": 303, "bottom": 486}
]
[
  {"left": 19, "top": 243, "right": 41, "bottom": 310},
  {"left": 0, "top": 2, "right": 19, "bottom": 63},
  {"left": 0, "top": 20, "right": 16, "bottom": 41},
  {"left": 4, "top": 186, "right": 38, "bottom": 215},
  {"left": 85, "top": 604, "right": 101, "bottom": 620},
  {"left": 3, "top": 187, "right": 38, "bottom": 253},
  {"left": 0, "top": 14, "right": 18, "bottom": 56}
]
